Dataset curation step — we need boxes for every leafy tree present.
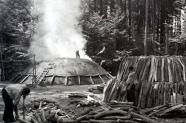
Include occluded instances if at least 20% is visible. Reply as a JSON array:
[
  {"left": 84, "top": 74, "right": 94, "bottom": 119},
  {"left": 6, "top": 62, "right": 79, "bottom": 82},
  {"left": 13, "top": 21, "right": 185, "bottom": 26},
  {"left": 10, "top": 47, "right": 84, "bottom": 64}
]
[{"left": 0, "top": 0, "right": 34, "bottom": 60}]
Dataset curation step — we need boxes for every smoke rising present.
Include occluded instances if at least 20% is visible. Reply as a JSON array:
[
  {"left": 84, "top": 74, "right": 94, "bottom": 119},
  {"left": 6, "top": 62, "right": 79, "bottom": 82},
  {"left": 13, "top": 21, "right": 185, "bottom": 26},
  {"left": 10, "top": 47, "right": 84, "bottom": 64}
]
[{"left": 30, "top": 0, "right": 89, "bottom": 61}]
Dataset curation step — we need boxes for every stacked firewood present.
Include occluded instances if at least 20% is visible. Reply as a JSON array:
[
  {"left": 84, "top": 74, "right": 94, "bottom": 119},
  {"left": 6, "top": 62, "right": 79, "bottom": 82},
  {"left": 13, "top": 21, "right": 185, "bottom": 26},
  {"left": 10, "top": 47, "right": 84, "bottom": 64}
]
[
  {"left": 104, "top": 56, "right": 186, "bottom": 108},
  {"left": 142, "top": 103, "right": 186, "bottom": 118},
  {"left": 117, "top": 56, "right": 186, "bottom": 83},
  {"left": 23, "top": 99, "right": 73, "bottom": 123},
  {"left": 74, "top": 101, "right": 158, "bottom": 123}
]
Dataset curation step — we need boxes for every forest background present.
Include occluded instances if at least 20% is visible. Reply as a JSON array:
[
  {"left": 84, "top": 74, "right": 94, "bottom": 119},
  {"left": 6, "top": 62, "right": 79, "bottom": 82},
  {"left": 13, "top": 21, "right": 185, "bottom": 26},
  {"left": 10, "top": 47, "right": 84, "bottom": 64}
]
[{"left": 0, "top": 0, "right": 186, "bottom": 75}]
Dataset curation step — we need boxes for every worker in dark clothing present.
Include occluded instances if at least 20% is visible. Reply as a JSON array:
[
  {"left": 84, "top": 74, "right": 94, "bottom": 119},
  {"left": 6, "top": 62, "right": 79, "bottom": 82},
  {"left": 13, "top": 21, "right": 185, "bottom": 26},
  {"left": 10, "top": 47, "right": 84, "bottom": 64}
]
[
  {"left": 126, "top": 66, "right": 135, "bottom": 102},
  {"left": 119, "top": 66, "right": 135, "bottom": 102},
  {"left": 1, "top": 84, "right": 30, "bottom": 122},
  {"left": 76, "top": 50, "right": 80, "bottom": 58}
]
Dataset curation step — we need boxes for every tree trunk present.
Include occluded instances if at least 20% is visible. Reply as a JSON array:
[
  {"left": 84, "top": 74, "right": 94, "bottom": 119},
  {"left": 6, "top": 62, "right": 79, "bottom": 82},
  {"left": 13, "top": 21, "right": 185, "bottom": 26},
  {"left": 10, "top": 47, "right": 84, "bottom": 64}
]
[
  {"left": 152, "top": 0, "right": 155, "bottom": 55},
  {"left": 128, "top": 0, "right": 131, "bottom": 39},
  {"left": 160, "top": 0, "right": 165, "bottom": 55},
  {"left": 144, "top": 0, "right": 149, "bottom": 55},
  {"left": 110, "top": 0, "right": 115, "bottom": 14},
  {"left": 94, "top": 0, "right": 98, "bottom": 12},
  {"left": 104, "top": 0, "right": 108, "bottom": 18},
  {"left": 100, "top": 0, "right": 104, "bottom": 16}
]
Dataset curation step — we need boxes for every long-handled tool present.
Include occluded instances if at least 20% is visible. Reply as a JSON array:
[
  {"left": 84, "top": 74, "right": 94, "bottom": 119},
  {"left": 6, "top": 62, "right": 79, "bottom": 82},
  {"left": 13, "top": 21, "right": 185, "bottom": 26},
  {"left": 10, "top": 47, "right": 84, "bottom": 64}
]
[{"left": 23, "top": 97, "right": 25, "bottom": 120}]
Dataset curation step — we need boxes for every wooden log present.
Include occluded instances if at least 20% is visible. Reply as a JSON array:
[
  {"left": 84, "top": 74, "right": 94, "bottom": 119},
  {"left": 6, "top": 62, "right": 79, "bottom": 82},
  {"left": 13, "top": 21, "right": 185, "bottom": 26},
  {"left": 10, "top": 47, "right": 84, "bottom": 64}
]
[
  {"left": 131, "top": 112, "right": 158, "bottom": 123},
  {"left": 148, "top": 104, "right": 172, "bottom": 117},
  {"left": 40, "top": 109, "right": 47, "bottom": 123},
  {"left": 109, "top": 101, "right": 134, "bottom": 106},
  {"left": 91, "top": 119, "right": 139, "bottom": 123},
  {"left": 94, "top": 110, "right": 128, "bottom": 119},
  {"left": 158, "top": 104, "right": 183, "bottom": 117},
  {"left": 31, "top": 116, "right": 39, "bottom": 123},
  {"left": 101, "top": 115, "right": 131, "bottom": 120},
  {"left": 88, "top": 109, "right": 105, "bottom": 115},
  {"left": 141, "top": 104, "right": 168, "bottom": 114},
  {"left": 34, "top": 112, "right": 43, "bottom": 123},
  {"left": 89, "top": 119, "right": 117, "bottom": 123},
  {"left": 77, "top": 108, "right": 93, "bottom": 117}
]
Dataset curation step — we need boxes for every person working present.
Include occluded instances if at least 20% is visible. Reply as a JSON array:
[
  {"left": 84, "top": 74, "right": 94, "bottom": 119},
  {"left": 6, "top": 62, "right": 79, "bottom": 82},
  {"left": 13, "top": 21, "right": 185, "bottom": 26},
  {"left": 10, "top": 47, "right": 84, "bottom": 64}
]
[
  {"left": 1, "top": 84, "right": 30, "bottom": 122},
  {"left": 119, "top": 66, "right": 135, "bottom": 102},
  {"left": 126, "top": 66, "right": 136, "bottom": 102}
]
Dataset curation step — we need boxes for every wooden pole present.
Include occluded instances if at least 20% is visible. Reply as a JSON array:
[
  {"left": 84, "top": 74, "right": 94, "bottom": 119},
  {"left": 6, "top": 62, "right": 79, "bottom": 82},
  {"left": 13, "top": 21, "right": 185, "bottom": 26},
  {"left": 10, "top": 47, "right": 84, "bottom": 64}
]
[
  {"left": 0, "top": 36, "right": 5, "bottom": 80},
  {"left": 23, "top": 98, "right": 25, "bottom": 120},
  {"left": 32, "top": 54, "right": 36, "bottom": 84}
]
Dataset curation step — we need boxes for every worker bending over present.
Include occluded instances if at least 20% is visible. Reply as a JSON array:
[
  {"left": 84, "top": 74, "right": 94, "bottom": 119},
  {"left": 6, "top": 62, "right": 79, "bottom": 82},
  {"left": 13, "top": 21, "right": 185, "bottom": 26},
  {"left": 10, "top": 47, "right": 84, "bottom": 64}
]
[{"left": 1, "top": 84, "right": 30, "bottom": 122}]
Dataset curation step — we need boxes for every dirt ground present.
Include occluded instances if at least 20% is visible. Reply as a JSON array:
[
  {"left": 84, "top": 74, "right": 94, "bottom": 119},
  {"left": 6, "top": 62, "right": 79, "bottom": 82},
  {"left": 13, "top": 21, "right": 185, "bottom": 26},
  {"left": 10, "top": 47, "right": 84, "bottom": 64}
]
[{"left": 1, "top": 81, "right": 186, "bottom": 123}]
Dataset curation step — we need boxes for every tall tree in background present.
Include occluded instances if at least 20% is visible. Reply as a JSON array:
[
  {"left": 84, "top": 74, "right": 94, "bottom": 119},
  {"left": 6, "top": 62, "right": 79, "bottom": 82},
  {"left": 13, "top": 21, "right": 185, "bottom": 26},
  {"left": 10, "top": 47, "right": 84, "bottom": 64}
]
[{"left": 144, "top": 0, "right": 149, "bottom": 55}]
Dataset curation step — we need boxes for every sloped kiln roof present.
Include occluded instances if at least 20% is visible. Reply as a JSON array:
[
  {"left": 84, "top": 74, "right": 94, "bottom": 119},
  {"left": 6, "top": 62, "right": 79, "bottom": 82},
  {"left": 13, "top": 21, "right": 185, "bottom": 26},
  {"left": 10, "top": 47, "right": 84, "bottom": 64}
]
[{"left": 13, "top": 58, "right": 112, "bottom": 85}]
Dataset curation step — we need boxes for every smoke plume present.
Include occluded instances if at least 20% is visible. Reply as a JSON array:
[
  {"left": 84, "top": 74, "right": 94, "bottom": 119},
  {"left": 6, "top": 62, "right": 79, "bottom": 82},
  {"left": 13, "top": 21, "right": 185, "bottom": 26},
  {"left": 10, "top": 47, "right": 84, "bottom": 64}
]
[{"left": 30, "top": 0, "right": 88, "bottom": 61}]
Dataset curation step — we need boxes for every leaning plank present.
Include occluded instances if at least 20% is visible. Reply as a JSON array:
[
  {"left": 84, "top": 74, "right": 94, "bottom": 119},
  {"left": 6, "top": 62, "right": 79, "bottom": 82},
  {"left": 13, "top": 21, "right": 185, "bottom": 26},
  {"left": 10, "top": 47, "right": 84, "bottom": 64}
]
[
  {"left": 50, "top": 75, "right": 55, "bottom": 84},
  {"left": 20, "top": 75, "right": 30, "bottom": 84},
  {"left": 78, "top": 76, "right": 81, "bottom": 85},
  {"left": 90, "top": 76, "right": 95, "bottom": 84}
]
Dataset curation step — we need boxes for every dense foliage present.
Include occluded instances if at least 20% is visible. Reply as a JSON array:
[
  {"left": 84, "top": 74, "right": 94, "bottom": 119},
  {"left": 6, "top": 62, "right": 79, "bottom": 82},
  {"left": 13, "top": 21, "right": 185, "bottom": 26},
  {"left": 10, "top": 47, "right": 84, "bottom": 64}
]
[{"left": 0, "top": 0, "right": 34, "bottom": 60}]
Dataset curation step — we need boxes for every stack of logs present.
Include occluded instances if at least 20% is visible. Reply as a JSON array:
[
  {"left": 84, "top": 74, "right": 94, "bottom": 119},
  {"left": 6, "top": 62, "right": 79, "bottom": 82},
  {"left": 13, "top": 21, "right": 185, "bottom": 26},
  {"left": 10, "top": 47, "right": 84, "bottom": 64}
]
[
  {"left": 20, "top": 99, "right": 158, "bottom": 123},
  {"left": 74, "top": 101, "right": 158, "bottom": 123},
  {"left": 104, "top": 56, "right": 186, "bottom": 108}
]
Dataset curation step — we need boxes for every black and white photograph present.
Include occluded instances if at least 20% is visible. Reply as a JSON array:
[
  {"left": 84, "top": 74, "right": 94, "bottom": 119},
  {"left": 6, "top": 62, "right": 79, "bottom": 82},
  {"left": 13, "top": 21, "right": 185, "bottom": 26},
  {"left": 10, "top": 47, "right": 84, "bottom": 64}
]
[{"left": 0, "top": 0, "right": 186, "bottom": 123}]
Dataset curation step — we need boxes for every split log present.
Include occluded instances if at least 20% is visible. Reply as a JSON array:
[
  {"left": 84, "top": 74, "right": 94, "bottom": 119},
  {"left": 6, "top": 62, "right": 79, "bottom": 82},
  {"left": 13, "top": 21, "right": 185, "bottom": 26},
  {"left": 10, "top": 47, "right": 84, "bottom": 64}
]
[
  {"left": 76, "top": 108, "right": 93, "bottom": 117},
  {"left": 94, "top": 110, "right": 128, "bottom": 119},
  {"left": 34, "top": 112, "right": 43, "bottom": 123},
  {"left": 141, "top": 104, "right": 168, "bottom": 114},
  {"left": 101, "top": 115, "right": 131, "bottom": 120},
  {"left": 40, "top": 109, "right": 47, "bottom": 123},
  {"left": 131, "top": 112, "right": 158, "bottom": 123},
  {"left": 158, "top": 104, "right": 184, "bottom": 117},
  {"left": 109, "top": 101, "right": 134, "bottom": 106},
  {"left": 88, "top": 109, "right": 105, "bottom": 115},
  {"left": 89, "top": 119, "right": 138, "bottom": 123}
]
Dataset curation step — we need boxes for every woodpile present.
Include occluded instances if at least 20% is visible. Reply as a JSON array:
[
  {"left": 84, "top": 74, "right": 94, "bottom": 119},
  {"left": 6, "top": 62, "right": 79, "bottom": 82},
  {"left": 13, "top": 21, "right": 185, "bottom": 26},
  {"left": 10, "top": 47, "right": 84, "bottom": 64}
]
[
  {"left": 74, "top": 100, "right": 158, "bottom": 123},
  {"left": 23, "top": 99, "right": 73, "bottom": 123},
  {"left": 103, "top": 56, "right": 186, "bottom": 108}
]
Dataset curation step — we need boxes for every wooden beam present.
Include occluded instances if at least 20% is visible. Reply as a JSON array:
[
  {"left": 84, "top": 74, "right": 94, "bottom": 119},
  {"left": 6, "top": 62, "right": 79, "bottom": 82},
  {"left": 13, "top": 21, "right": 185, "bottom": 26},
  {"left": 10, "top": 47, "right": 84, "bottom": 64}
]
[
  {"left": 65, "top": 76, "right": 68, "bottom": 85},
  {"left": 99, "top": 75, "right": 105, "bottom": 83},
  {"left": 50, "top": 75, "right": 55, "bottom": 84},
  {"left": 90, "top": 76, "right": 95, "bottom": 84},
  {"left": 78, "top": 76, "right": 81, "bottom": 85},
  {"left": 20, "top": 75, "right": 30, "bottom": 84}
]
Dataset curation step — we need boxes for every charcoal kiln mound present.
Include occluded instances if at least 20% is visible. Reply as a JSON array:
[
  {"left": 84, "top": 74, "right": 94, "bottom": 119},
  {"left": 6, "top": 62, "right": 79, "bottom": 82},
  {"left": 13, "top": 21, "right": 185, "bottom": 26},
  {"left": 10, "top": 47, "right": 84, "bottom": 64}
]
[
  {"left": 104, "top": 56, "right": 186, "bottom": 108},
  {"left": 12, "top": 58, "right": 112, "bottom": 85}
]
